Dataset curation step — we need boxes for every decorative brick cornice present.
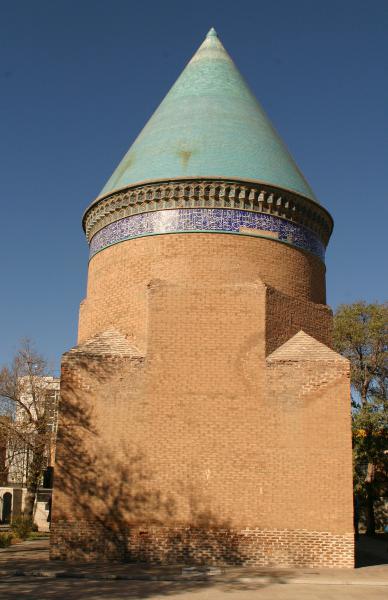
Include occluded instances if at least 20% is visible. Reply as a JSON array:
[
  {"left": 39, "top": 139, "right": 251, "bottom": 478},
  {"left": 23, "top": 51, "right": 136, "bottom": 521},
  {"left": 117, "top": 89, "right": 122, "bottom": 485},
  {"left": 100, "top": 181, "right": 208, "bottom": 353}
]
[{"left": 83, "top": 178, "right": 333, "bottom": 246}]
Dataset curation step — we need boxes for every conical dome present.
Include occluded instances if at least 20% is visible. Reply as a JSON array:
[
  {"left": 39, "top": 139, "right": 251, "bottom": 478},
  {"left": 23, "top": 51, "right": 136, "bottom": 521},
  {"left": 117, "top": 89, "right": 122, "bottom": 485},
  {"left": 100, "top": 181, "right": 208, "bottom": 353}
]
[
  {"left": 100, "top": 28, "right": 316, "bottom": 202},
  {"left": 85, "top": 29, "right": 333, "bottom": 263}
]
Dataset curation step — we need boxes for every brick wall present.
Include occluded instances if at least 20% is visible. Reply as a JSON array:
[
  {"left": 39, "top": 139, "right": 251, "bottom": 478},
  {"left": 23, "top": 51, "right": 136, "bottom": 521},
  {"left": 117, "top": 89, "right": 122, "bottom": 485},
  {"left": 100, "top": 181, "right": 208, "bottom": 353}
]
[
  {"left": 78, "top": 234, "right": 326, "bottom": 346},
  {"left": 265, "top": 285, "right": 333, "bottom": 355},
  {"left": 51, "top": 240, "right": 354, "bottom": 567},
  {"left": 51, "top": 522, "right": 353, "bottom": 567},
  {"left": 264, "top": 332, "right": 353, "bottom": 538}
]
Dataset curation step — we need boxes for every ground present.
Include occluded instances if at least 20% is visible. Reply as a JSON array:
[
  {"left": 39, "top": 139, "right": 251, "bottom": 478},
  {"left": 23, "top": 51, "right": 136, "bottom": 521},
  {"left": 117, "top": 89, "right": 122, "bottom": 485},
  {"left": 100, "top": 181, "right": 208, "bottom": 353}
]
[
  {"left": 0, "top": 536, "right": 387, "bottom": 599},
  {"left": 1, "top": 579, "right": 388, "bottom": 600}
]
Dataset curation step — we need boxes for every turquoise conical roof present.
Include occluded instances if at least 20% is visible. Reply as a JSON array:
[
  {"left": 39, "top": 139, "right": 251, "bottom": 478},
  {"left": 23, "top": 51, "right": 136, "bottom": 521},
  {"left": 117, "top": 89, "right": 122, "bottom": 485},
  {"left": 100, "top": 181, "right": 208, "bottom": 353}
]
[{"left": 100, "top": 28, "right": 316, "bottom": 202}]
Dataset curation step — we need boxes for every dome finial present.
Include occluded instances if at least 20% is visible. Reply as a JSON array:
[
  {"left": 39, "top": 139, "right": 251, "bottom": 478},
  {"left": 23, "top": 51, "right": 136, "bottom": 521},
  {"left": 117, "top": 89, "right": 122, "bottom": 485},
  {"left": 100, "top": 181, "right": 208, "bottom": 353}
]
[{"left": 206, "top": 27, "right": 218, "bottom": 38}]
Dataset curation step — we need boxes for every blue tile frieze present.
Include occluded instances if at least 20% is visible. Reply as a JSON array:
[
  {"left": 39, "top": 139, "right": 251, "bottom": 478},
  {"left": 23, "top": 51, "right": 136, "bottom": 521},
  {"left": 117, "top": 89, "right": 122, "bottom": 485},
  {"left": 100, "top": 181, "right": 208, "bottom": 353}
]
[{"left": 89, "top": 209, "right": 325, "bottom": 261}]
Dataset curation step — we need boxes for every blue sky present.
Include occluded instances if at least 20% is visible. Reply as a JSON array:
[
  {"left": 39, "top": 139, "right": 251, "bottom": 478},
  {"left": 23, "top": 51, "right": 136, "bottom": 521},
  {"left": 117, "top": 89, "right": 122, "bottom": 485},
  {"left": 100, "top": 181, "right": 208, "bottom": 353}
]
[{"left": 1, "top": 0, "right": 387, "bottom": 370}]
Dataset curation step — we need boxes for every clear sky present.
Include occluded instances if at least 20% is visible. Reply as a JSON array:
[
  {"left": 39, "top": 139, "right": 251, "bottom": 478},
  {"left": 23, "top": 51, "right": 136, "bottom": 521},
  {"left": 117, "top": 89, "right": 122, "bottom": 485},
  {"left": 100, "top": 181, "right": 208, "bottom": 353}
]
[{"left": 1, "top": 0, "right": 387, "bottom": 371}]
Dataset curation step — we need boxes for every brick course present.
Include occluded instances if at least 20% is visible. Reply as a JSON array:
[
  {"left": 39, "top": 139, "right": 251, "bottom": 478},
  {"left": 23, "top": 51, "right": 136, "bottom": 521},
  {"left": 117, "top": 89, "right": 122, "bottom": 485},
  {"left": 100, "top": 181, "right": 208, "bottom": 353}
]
[{"left": 51, "top": 521, "right": 353, "bottom": 568}]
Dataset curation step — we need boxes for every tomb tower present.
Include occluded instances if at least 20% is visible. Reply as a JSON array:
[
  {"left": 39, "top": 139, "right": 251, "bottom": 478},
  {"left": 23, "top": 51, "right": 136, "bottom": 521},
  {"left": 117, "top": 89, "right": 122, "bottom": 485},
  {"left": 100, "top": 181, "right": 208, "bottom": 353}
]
[{"left": 51, "top": 29, "right": 354, "bottom": 568}]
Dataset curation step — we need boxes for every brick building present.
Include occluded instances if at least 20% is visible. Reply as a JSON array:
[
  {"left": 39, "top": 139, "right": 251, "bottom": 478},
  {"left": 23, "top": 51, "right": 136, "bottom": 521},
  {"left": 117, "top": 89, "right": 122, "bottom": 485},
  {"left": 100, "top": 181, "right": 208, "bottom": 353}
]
[{"left": 51, "top": 29, "right": 354, "bottom": 567}]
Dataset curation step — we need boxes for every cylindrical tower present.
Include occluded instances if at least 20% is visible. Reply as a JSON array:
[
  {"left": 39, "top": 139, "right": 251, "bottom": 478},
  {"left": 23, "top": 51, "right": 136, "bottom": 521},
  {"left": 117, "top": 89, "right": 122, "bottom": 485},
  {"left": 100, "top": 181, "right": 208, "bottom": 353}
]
[{"left": 51, "top": 29, "right": 354, "bottom": 568}]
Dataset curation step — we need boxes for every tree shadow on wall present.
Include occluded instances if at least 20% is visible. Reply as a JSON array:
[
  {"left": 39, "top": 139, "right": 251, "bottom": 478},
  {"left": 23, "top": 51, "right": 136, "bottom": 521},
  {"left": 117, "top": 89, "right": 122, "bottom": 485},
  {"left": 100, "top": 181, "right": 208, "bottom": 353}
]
[
  {"left": 160, "top": 491, "right": 252, "bottom": 567},
  {"left": 52, "top": 355, "right": 176, "bottom": 561},
  {"left": 50, "top": 353, "right": 296, "bottom": 595}
]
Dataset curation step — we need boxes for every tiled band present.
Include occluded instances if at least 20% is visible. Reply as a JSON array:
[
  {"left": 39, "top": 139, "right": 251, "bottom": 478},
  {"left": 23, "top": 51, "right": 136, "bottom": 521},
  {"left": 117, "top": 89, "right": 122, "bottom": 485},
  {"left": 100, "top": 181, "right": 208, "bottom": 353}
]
[{"left": 89, "top": 208, "right": 325, "bottom": 261}]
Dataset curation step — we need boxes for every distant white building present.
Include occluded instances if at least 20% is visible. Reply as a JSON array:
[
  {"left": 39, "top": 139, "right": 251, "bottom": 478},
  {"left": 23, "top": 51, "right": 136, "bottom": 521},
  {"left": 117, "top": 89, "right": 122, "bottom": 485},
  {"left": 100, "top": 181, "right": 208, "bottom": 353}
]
[{"left": 0, "top": 376, "right": 60, "bottom": 530}]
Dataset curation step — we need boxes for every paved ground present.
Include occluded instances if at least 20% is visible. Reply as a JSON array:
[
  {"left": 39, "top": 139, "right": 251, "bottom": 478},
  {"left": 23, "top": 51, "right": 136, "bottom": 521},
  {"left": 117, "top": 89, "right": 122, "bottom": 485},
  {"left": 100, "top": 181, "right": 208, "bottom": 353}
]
[
  {"left": 1, "top": 579, "right": 388, "bottom": 600},
  {"left": 0, "top": 535, "right": 387, "bottom": 599}
]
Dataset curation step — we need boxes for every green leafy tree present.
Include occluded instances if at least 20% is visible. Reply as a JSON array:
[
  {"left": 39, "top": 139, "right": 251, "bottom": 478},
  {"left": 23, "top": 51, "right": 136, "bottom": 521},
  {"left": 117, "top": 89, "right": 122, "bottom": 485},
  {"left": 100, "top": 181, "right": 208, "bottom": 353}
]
[{"left": 333, "top": 302, "right": 388, "bottom": 535}]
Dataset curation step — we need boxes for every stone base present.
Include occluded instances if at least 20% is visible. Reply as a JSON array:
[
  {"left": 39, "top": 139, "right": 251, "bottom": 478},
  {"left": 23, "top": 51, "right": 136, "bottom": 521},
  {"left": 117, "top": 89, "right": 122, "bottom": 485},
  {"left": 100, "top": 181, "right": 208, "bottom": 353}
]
[{"left": 50, "top": 522, "right": 354, "bottom": 568}]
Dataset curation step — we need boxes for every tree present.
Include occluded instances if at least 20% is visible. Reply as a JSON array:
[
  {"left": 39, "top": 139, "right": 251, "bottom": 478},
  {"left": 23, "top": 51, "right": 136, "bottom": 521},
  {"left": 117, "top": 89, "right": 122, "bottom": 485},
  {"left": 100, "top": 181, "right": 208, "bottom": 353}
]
[
  {"left": 0, "top": 340, "right": 57, "bottom": 519},
  {"left": 333, "top": 301, "right": 388, "bottom": 535}
]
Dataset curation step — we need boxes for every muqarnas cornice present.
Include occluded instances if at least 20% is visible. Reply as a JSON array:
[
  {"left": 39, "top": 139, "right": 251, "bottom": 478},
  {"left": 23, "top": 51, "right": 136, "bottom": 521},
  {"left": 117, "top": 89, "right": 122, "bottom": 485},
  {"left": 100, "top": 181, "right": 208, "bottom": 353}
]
[
  {"left": 83, "top": 178, "right": 333, "bottom": 261},
  {"left": 83, "top": 178, "right": 333, "bottom": 260}
]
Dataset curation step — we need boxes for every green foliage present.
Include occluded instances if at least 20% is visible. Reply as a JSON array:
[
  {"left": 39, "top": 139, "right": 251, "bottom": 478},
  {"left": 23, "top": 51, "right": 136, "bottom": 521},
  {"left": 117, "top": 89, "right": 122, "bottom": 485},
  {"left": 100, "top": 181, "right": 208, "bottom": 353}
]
[
  {"left": 334, "top": 301, "right": 388, "bottom": 533},
  {"left": 0, "top": 532, "right": 13, "bottom": 547},
  {"left": 353, "top": 406, "right": 388, "bottom": 492},
  {"left": 11, "top": 515, "right": 36, "bottom": 540},
  {"left": 27, "top": 531, "right": 49, "bottom": 540},
  {"left": 333, "top": 301, "right": 387, "bottom": 403}
]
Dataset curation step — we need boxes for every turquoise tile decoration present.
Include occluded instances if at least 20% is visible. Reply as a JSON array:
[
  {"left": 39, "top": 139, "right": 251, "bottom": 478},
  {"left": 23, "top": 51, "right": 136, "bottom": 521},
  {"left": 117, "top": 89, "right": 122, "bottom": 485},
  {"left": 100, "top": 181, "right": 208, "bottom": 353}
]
[{"left": 99, "top": 28, "right": 317, "bottom": 203}]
